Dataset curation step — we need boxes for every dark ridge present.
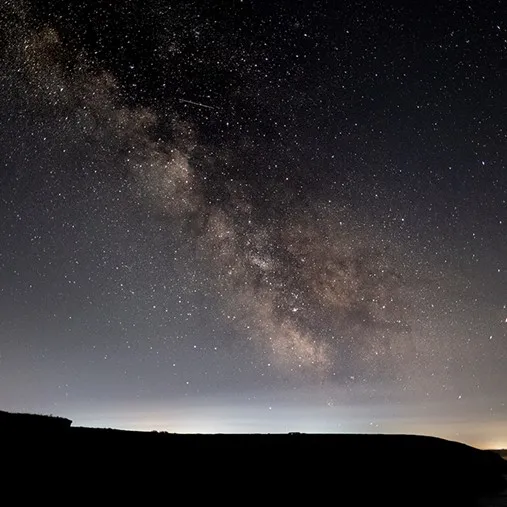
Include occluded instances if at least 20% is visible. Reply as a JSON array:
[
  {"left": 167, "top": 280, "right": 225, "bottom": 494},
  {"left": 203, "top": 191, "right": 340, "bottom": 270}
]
[
  {"left": 1, "top": 410, "right": 506, "bottom": 506},
  {"left": 0, "top": 410, "right": 72, "bottom": 431}
]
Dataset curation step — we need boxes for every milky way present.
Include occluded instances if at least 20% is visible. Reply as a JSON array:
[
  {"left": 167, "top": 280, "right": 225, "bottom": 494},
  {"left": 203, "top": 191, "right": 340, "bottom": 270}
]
[
  {"left": 6, "top": 19, "right": 418, "bottom": 377},
  {"left": 0, "top": 0, "right": 505, "bottom": 444}
]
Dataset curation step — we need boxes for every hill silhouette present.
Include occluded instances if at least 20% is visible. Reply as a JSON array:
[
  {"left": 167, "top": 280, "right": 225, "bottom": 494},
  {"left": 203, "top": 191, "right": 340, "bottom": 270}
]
[
  {"left": 0, "top": 410, "right": 72, "bottom": 431},
  {"left": 2, "top": 410, "right": 506, "bottom": 506}
]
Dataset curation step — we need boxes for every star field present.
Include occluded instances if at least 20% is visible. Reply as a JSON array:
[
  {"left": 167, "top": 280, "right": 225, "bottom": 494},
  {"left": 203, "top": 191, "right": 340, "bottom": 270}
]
[{"left": 0, "top": 0, "right": 505, "bottom": 446}]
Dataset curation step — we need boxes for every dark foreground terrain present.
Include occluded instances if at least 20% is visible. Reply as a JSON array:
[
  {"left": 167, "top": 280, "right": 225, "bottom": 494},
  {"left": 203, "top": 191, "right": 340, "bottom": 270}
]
[
  {"left": 494, "top": 449, "right": 507, "bottom": 460},
  {"left": 1, "top": 411, "right": 506, "bottom": 506}
]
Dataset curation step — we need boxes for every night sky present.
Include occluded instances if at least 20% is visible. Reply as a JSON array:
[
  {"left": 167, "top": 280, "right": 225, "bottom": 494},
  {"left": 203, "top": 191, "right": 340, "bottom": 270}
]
[{"left": 0, "top": 0, "right": 505, "bottom": 447}]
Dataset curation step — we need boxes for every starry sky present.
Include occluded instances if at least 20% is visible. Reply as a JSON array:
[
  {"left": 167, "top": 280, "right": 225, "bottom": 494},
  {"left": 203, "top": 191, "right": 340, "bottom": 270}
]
[{"left": 0, "top": 0, "right": 505, "bottom": 447}]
